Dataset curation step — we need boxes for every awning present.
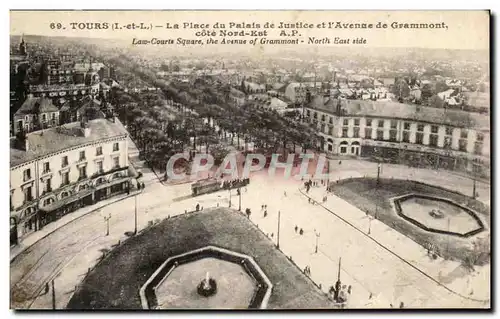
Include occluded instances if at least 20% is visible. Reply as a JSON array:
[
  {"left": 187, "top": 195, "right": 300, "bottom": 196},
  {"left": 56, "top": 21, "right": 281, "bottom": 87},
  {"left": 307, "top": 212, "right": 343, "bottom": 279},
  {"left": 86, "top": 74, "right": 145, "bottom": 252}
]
[
  {"left": 95, "top": 177, "right": 131, "bottom": 191},
  {"left": 40, "top": 188, "right": 94, "bottom": 212}
]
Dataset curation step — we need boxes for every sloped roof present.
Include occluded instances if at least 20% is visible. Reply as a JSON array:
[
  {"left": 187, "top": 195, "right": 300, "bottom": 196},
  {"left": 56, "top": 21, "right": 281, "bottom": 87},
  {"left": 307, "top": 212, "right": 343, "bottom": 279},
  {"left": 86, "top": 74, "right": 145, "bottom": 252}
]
[
  {"left": 11, "top": 118, "right": 127, "bottom": 167},
  {"left": 15, "top": 97, "right": 58, "bottom": 116},
  {"left": 307, "top": 97, "right": 489, "bottom": 130}
]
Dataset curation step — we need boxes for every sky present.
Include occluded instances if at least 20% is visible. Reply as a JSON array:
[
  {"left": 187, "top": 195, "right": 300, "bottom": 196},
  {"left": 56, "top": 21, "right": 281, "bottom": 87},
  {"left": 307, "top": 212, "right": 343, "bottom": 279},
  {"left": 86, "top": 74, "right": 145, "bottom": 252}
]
[{"left": 10, "top": 10, "right": 489, "bottom": 51}]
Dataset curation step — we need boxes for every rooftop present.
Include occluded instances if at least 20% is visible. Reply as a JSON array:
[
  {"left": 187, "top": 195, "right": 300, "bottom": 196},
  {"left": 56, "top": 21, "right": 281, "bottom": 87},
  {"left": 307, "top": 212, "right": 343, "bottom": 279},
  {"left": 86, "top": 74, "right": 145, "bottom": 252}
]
[
  {"left": 10, "top": 118, "right": 128, "bottom": 167},
  {"left": 15, "top": 97, "right": 58, "bottom": 116},
  {"left": 307, "top": 97, "right": 490, "bottom": 131}
]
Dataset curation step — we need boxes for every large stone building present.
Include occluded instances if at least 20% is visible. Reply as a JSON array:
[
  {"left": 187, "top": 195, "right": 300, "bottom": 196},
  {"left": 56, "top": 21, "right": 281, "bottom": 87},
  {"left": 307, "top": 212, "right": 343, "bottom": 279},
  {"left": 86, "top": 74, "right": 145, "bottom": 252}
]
[
  {"left": 10, "top": 118, "right": 131, "bottom": 244},
  {"left": 304, "top": 96, "right": 490, "bottom": 177}
]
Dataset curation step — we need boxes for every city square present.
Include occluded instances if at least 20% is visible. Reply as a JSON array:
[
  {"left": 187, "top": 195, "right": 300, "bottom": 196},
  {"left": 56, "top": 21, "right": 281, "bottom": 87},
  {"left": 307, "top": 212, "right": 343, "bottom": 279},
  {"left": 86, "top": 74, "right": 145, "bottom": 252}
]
[{"left": 9, "top": 10, "right": 490, "bottom": 311}]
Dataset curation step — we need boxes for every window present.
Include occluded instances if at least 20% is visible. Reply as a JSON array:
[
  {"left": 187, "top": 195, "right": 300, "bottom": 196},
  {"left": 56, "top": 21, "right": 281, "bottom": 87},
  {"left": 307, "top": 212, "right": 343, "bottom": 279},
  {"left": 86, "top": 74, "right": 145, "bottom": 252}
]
[
  {"left": 444, "top": 136, "right": 452, "bottom": 149},
  {"left": 113, "top": 156, "right": 120, "bottom": 168},
  {"left": 390, "top": 120, "right": 397, "bottom": 129},
  {"left": 459, "top": 139, "right": 467, "bottom": 152},
  {"left": 62, "top": 156, "right": 68, "bottom": 167},
  {"left": 327, "top": 127, "right": 333, "bottom": 135},
  {"left": 23, "top": 169, "right": 31, "bottom": 181},
  {"left": 24, "top": 186, "right": 33, "bottom": 203},
  {"left": 79, "top": 151, "right": 86, "bottom": 161},
  {"left": 306, "top": 110, "right": 310, "bottom": 117},
  {"left": 431, "top": 125, "right": 439, "bottom": 134},
  {"left": 329, "top": 117, "right": 333, "bottom": 124},
  {"left": 321, "top": 124, "right": 326, "bottom": 133},
  {"left": 343, "top": 119, "right": 349, "bottom": 126},
  {"left": 445, "top": 127, "right": 453, "bottom": 136},
  {"left": 460, "top": 130, "right": 468, "bottom": 139},
  {"left": 353, "top": 127, "right": 360, "bottom": 138},
  {"left": 321, "top": 114, "right": 326, "bottom": 122},
  {"left": 42, "top": 114, "right": 47, "bottom": 122},
  {"left": 389, "top": 130, "right": 397, "bottom": 141},
  {"left": 43, "top": 162, "right": 50, "bottom": 173},
  {"left": 404, "top": 122, "right": 410, "bottom": 130},
  {"left": 96, "top": 146, "right": 103, "bottom": 156},
  {"left": 364, "top": 128, "right": 372, "bottom": 139},
  {"left": 376, "top": 130, "right": 384, "bottom": 140},
  {"left": 474, "top": 142, "right": 483, "bottom": 155},
  {"left": 354, "top": 119, "right": 360, "bottom": 126},
  {"left": 61, "top": 172, "right": 70, "bottom": 186},
  {"left": 377, "top": 120, "right": 384, "bottom": 128},
  {"left": 113, "top": 143, "right": 119, "bottom": 152},
  {"left": 416, "top": 132, "right": 424, "bottom": 144},
  {"left": 417, "top": 124, "right": 424, "bottom": 132},
  {"left": 366, "top": 119, "right": 372, "bottom": 127},
  {"left": 476, "top": 133, "right": 484, "bottom": 142},
  {"left": 342, "top": 128, "right": 348, "bottom": 138},
  {"left": 78, "top": 165, "right": 87, "bottom": 180},
  {"left": 96, "top": 161, "right": 104, "bottom": 174},
  {"left": 429, "top": 134, "right": 438, "bottom": 147},
  {"left": 44, "top": 178, "right": 52, "bottom": 193},
  {"left": 313, "top": 112, "right": 318, "bottom": 119},
  {"left": 402, "top": 131, "right": 410, "bottom": 143}
]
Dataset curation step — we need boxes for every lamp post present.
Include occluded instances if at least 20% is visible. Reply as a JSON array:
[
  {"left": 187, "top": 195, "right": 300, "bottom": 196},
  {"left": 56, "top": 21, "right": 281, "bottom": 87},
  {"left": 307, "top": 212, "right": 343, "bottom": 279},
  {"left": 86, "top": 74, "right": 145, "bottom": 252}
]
[
  {"left": 334, "top": 257, "right": 342, "bottom": 302},
  {"left": 51, "top": 279, "right": 56, "bottom": 309},
  {"left": 376, "top": 163, "right": 381, "bottom": 186},
  {"left": 238, "top": 187, "right": 241, "bottom": 211},
  {"left": 368, "top": 216, "right": 372, "bottom": 235},
  {"left": 229, "top": 189, "right": 232, "bottom": 208},
  {"left": 104, "top": 214, "right": 111, "bottom": 236},
  {"left": 472, "top": 177, "right": 477, "bottom": 199},
  {"left": 314, "top": 229, "right": 320, "bottom": 253},
  {"left": 134, "top": 194, "right": 138, "bottom": 235},
  {"left": 277, "top": 210, "right": 281, "bottom": 249}
]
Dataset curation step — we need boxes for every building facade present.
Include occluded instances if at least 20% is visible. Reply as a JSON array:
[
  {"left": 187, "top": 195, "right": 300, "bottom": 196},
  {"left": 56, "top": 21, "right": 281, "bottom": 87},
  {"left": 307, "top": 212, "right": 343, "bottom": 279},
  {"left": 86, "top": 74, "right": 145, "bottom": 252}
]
[
  {"left": 10, "top": 118, "right": 132, "bottom": 245},
  {"left": 304, "top": 97, "right": 490, "bottom": 178}
]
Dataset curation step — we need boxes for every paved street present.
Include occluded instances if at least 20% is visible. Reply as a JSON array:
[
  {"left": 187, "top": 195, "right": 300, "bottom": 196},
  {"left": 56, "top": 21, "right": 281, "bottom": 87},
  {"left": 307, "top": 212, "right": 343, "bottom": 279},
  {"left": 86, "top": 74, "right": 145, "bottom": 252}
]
[{"left": 10, "top": 159, "right": 490, "bottom": 309}]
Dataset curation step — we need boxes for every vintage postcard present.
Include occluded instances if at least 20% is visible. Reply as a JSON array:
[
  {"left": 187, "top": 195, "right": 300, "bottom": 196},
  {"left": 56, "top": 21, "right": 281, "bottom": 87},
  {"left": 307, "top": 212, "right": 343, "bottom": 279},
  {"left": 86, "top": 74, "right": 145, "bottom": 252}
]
[{"left": 9, "top": 10, "right": 490, "bottom": 310}]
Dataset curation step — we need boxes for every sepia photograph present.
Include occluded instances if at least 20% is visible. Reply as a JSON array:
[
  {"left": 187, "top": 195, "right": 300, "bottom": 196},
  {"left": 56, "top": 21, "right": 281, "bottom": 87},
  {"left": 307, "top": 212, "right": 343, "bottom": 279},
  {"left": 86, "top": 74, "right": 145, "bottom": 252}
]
[{"left": 8, "top": 9, "right": 491, "bottom": 310}]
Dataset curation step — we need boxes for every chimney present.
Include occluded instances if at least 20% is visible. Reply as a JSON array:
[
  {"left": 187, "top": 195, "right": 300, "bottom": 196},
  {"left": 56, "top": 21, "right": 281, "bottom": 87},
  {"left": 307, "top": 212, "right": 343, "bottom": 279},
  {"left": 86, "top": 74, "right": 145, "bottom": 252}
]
[{"left": 80, "top": 118, "right": 91, "bottom": 137}]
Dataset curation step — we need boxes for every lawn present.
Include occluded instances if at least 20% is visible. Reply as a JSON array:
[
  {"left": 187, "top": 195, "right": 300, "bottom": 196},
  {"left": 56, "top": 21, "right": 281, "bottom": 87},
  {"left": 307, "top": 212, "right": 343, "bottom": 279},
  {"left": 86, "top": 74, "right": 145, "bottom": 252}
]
[
  {"left": 329, "top": 178, "right": 491, "bottom": 266},
  {"left": 67, "top": 208, "right": 333, "bottom": 309}
]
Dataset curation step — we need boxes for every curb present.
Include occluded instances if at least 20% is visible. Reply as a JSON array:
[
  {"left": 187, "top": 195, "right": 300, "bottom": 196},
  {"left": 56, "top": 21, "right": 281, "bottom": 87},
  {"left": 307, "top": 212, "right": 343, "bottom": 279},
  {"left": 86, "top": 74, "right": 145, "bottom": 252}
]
[{"left": 10, "top": 190, "right": 143, "bottom": 263}]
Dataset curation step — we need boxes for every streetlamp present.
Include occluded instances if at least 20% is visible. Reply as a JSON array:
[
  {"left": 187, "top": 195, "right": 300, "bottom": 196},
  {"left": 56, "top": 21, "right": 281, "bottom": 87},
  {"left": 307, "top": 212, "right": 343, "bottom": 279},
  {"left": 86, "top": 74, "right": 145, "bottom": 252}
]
[
  {"left": 104, "top": 214, "right": 111, "bottom": 236},
  {"left": 368, "top": 216, "right": 373, "bottom": 235},
  {"left": 314, "top": 229, "right": 321, "bottom": 253},
  {"left": 51, "top": 279, "right": 56, "bottom": 309},
  {"left": 237, "top": 187, "right": 241, "bottom": 211},
  {"left": 277, "top": 210, "right": 281, "bottom": 249},
  {"left": 229, "top": 189, "right": 232, "bottom": 208},
  {"left": 376, "top": 163, "right": 381, "bottom": 186},
  {"left": 134, "top": 194, "right": 138, "bottom": 235}
]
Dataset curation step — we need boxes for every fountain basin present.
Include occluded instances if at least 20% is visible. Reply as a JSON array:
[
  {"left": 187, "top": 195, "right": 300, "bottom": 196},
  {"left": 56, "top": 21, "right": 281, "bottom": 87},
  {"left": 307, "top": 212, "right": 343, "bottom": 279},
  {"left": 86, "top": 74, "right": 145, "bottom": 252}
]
[
  {"left": 139, "top": 246, "right": 272, "bottom": 309},
  {"left": 393, "top": 194, "right": 485, "bottom": 237}
]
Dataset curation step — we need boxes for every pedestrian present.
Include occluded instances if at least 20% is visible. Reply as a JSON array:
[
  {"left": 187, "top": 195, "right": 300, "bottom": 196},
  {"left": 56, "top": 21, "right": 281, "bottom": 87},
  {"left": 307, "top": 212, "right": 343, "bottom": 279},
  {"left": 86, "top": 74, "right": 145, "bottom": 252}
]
[
  {"left": 339, "top": 160, "right": 342, "bottom": 165},
  {"left": 299, "top": 228, "right": 304, "bottom": 235},
  {"left": 399, "top": 302, "right": 404, "bottom": 308},
  {"left": 196, "top": 203, "right": 200, "bottom": 211},
  {"left": 271, "top": 233, "right": 274, "bottom": 238},
  {"left": 44, "top": 282, "right": 49, "bottom": 295},
  {"left": 284, "top": 191, "right": 287, "bottom": 197},
  {"left": 264, "top": 210, "right": 267, "bottom": 218},
  {"left": 369, "top": 292, "right": 373, "bottom": 299},
  {"left": 295, "top": 225, "right": 298, "bottom": 233},
  {"left": 347, "top": 285, "right": 352, "bottom": 294},
  {"left": 308, "top": 198, "right": 311, "bottom": 204},
  {"left": 261, "top": 204, "right": 264, "bottom": 210}
]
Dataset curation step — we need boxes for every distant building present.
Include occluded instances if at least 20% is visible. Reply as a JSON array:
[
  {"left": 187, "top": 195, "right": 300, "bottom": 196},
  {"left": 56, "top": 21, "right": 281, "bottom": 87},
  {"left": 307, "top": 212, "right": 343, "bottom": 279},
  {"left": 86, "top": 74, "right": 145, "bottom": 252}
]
[
  {"left": 13, "top": 97, "right": 60, "bottom": 134},
  {"left": 10, "top": 118, "right": 131, "bottom": 242},
  {"left": 304, "top": 97, "right": 490, "bottom": 177}
]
